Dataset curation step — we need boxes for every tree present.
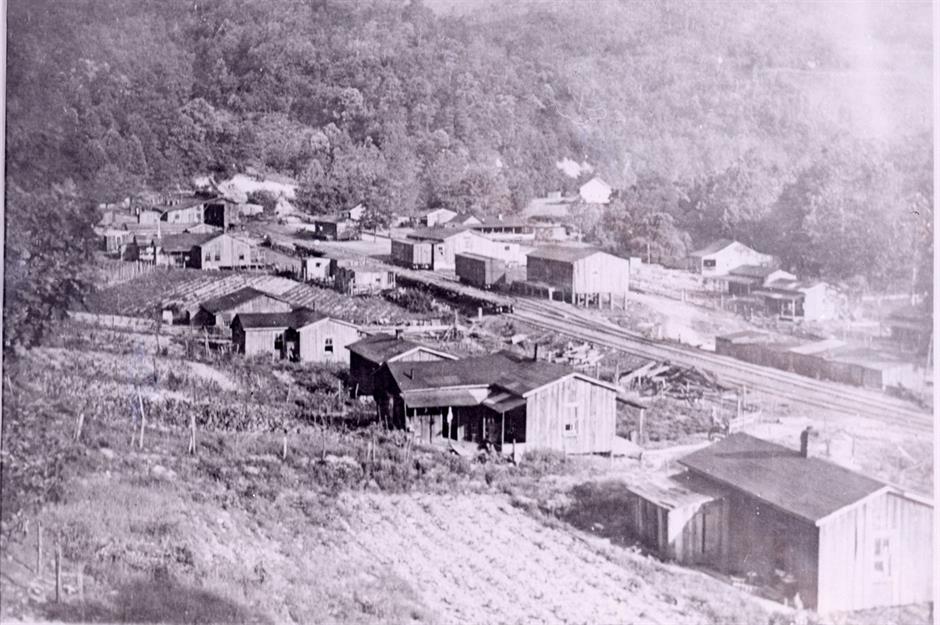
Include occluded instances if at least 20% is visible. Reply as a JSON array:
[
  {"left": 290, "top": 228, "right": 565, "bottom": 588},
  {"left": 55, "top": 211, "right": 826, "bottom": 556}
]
[{"left": 4, "top": 184, "right": 97, "bottom": 351}]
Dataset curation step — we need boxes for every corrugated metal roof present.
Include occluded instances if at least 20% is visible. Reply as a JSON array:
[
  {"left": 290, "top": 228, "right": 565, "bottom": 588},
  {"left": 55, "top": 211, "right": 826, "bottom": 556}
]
[{"left": 679, "top": 433, "right": 886, "bottom": 523}]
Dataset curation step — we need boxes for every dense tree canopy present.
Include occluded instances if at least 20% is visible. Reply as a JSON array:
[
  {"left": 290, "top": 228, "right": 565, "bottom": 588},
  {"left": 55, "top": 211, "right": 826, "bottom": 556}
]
[{"left": 5, "top": 0, "right": 933, "bottom": 347}]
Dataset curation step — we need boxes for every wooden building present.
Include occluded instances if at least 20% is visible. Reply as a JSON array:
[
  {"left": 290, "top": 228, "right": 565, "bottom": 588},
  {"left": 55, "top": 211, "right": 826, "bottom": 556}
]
[
  {"left": 688, "top": 240, "right": 773, "bottom": 277},
  {"left": 754, "top": 279, "right": 833, "bottom": 321},
  {"left": 299, "top": 254, "right": 332, "bottom": 282},
  {"left": 424, "top": 207, "right": 458, "bottom": 227},
  {"left": 159, "top": 197, "right": 209, "bottom": 224},
  {"left": 663, "top": 433, "right": 933, "bottom": 614},
  {"left": 407, "top": 228, "right": 492, "bottom": 272},
  {"left": 442, "top": 212, "right": 482, "bottom": 228},
  {"left": 372, "top": 351, "right": 619, "bottom": 455},
  {"left": 716, "top": 265, "right": 796, "bottom": 297},
  {"left": 470, "top": 217, "right": 536, "bottom": 242},
  {"left": 579, "top": 176, "right": 612, "bottom": 204},
  {"left": 193, "top": 287, "right": 291, "bottom": 329},
  {"left": 313, "top": 215, "right": 360, "bottom": 241},
  {"left": 391, "top": 238, "right": 433, "bottom": 269},
  {"left": 525, "top": 246, "right": 630, "bottom": 306},
  {"left": 190, "top": 233, "right": 266, "bottom": 270},
  {"left": 204, "top": 200, "right": 240, "bottom": 230},
  {"left": 231, "top": 307, "right": 359, "bottom": 364},
  {"left": 136, "top": 208, "right": 163, "bottom": 224},
  {"left": 154, "top": 233, "right": 212, "bottom": 268},
  {"left": 346, "top": 332, "right": 457, "bottom": 395},
  {"left": 334, "top": 264, "right": 396, "bottom": 295}
]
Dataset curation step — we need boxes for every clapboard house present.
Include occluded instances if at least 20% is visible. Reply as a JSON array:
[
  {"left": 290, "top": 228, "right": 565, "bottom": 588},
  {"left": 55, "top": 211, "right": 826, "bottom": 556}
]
[
  {"left": 159, "top": 196, "right": 210, "bottom": 225},
  {"left": 193, "top": 287, "right": 291, "bottom": 330},
  {"left": 333, "top": 263, "right": 396, "bottom": 295},
  {"left": 717, "top": 265, "right": 796, "bottom": 297},
  {"left": 372, "top": 350, "right": 618, "bottom": 455},
  {"left": 754, "top": 279, "right": 833, "bottom": 321},
  {"left": 628, "top": 433, "right": 933, "bottom": 614},
  {"left": 346, "top": 333, "right": 457, "bottom": 395},
  {"left": 231, "top": 307, "right": 358, "bottom": 364},
  {"left": 156, "top": 233, "right": 214, "bottom": 268},
  {"left": 525, "top": 246, "right": 630, "bottom": 307},
  {"left": 190, "top": 233, "right": 266, "bottom": 270}
]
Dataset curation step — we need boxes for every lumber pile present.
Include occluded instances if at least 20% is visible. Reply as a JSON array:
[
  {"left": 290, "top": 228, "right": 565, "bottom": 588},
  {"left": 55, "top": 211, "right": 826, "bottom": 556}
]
[
  {"left": 618, "top": 360, "right": 728, "bottom": 402},
  {"left": 548, "top": 341, "right": 604, "bottom": 367}
]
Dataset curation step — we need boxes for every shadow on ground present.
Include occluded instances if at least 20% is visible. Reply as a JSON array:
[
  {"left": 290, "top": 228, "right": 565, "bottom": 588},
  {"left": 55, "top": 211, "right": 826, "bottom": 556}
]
[{"left": 42, "top": 577, "right": 271, "bottom": 624}]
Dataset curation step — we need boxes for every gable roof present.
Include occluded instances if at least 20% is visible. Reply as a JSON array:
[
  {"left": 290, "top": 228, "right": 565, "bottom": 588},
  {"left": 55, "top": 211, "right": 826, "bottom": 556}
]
[
  {"left": 346, "top": 333, "right": 455, "bottom": 364},
  {"left": 200, "top": 287, "right": 279, "bottom": 313},
  {"left": 233, "top": 307, "right": 328, "bottom": 330},
  {"left": 385, "top": 351, "right": 616, "bottom": 397},
  {"left": 407, "top": 227, "right": 480, "bottom": 242},
  {"left": 689, "top": 239, "right": 736, "bottom": 257},
  {"left": 526, "top": 246, "right": 606, "bottom": 263},
  {"left": 580, "top": 176, "right": 611, "bottom": 191},
  {"left": 159, "top": 196, "right": 213, "bottom": 213},
  {"left": 159, "top": 233, "right": 215, "bottom": 254},
  {"left": 678, "top": 433, "right": 886, "bottom": 524},
  {"left": 728, "top": 264, "right": 784, "bottom": 279}
]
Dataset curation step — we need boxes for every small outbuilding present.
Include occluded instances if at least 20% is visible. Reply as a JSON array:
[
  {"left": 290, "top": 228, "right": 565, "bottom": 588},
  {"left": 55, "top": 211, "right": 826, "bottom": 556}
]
[{"left": 232, "top": 307, "right": 359, "bottom": 364}]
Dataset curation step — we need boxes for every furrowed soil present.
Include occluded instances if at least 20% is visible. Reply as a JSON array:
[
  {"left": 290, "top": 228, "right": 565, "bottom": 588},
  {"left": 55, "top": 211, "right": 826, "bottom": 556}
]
[{"left": 0, "top": 322, "right": 913, "bottom": 625}]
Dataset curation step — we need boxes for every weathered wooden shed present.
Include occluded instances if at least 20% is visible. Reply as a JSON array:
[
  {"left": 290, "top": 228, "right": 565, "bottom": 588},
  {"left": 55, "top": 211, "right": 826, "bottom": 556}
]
[
  {"left": 333, "top": 264, "right": 396, "bottom": 295},
  {"left": 675, "top": 433, "right": 933, "bottom": 613},
  {"left": 232, "top": 307, "right": 359, "bottom": 364},
  {"left": 755, "top": 280, "right": 834, "bottom": 321},
  {"left": 525, "top": 246, "right": 630, "bottom": 307},
  {"left": 372, "top": 351, "right": 619, "bottom": 455},
  {"left": 313, "top": 215, "right": 360, "bottom": 241},
  {"left": 190, "top": 233, "right": 266, "bottom": 270},
  {"left": 193, "top": 287, "right": 291, "bottom": 329},
  {"left": 391, "top": 238, "right": 433, "bottom": 269},
  {"left": 346, "top": 333, "right": 457, "bottom": 395}
]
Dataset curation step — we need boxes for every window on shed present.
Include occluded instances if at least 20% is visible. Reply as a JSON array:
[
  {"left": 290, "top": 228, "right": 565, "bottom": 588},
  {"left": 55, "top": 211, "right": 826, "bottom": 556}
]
[
  {"left": 703, "top": 259, "right": 717, "bottom": 268},
  {"left": 238, "top": 251, "right": 245, "bottom": 261},
  {"left": 324, "top": 338, "right": 334, "bottom": 353},
  {"left": 563, "top": 382, "right": 578, "bottom": 436}
]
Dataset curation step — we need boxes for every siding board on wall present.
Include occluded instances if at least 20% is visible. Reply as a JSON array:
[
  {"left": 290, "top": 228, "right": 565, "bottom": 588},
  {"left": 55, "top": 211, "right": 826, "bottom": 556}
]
[{"left": 524, "top": 376, "right": 615, "bottom": 454}]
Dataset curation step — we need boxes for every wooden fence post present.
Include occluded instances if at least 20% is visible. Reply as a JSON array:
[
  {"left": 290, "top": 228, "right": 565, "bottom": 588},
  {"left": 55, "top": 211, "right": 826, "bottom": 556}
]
[
  {"left": 282, "top": 429, "right": 288, "bottom": 460},
  {"left": 36, "top": 520, "right": 42, "bottom": 575},
  {"left": 54, "top": 544, "right": 62, "bottom": 603},
  {"left": 137, "top": 390, "right": 146, "bottom": 450},
  {"left": 74, "top": 413, "right": 85, "bottom": 442},
  {"left": 188, "top": 413, "right": 197, "bottom": 455}
]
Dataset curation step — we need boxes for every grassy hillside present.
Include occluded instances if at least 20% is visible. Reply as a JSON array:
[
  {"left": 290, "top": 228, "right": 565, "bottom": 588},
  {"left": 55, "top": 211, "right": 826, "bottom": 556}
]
[{"left": 0, "top": 319, "right": 828, "bottom": 625}]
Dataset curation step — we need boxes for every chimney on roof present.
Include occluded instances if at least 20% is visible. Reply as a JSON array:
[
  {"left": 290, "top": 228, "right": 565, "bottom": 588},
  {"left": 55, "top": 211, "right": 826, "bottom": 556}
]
[{"left": 800, "top": 426, "right": 813, "bottom": 458}]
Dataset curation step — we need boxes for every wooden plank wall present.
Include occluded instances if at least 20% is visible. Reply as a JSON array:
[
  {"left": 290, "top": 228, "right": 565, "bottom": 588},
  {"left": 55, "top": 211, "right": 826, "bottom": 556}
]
[
  {"left": 298, "top": 321, "right": 359, "bottom": 365},
  {"left": 573, "top": 253, "right": 630, "bottom": 296},
  {"left": 524, "top": 377, "right": 615, "bottom": 454},
  {"left": 816, "top": 491, "right": 933, "bottom": 613}
]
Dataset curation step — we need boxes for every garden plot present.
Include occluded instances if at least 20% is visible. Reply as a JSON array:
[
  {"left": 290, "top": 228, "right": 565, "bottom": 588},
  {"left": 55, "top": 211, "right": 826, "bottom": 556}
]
[
  {"left": 85, "top": 268, "right": 440, "bottom": 324},
  {"left": 332, "top": 493, "right": 779, "bottom": 625}
]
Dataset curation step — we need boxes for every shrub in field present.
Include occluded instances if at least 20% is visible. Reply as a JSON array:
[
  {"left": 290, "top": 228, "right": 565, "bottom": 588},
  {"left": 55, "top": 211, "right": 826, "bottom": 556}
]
[{"left": 384, "top": 288, "right": 437, "bottom": 314}]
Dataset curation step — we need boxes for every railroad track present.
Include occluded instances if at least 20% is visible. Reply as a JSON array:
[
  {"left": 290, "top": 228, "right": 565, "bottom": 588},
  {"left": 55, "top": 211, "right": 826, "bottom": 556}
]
[{"left": 510, "top": 299, "right": 933, "bottom": 435}]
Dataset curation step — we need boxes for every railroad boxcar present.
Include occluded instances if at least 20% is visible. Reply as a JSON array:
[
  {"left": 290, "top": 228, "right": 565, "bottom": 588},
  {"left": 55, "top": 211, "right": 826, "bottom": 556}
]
[
  {"left": 455, "top": 252, "right": 510, "bottom": 289},
  {"left": 392, "top": 238, "right": 433, "bottom": 269}
]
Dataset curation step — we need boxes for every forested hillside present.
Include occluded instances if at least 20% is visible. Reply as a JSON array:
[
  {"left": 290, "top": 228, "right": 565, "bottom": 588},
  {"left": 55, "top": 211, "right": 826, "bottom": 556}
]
[{"left": 5, "top": 0, "right": 933, "bottom": 345}]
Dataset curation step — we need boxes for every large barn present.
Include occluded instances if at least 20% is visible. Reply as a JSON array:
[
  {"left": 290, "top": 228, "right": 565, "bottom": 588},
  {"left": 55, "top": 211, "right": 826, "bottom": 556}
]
[
  {"left": 625, "top": 433, "right": 934, "bottom": 614},
  {"left": 525, "top": 246, "right": 630, "bottom": 307},
  {"left": 372, "top": 350, "right": 619, "bottom": 455}
]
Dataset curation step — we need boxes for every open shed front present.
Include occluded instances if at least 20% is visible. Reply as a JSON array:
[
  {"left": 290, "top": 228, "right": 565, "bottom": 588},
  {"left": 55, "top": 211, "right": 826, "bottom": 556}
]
[{"left": 400, "top": 391, "right": 528, "bottom": 453}]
